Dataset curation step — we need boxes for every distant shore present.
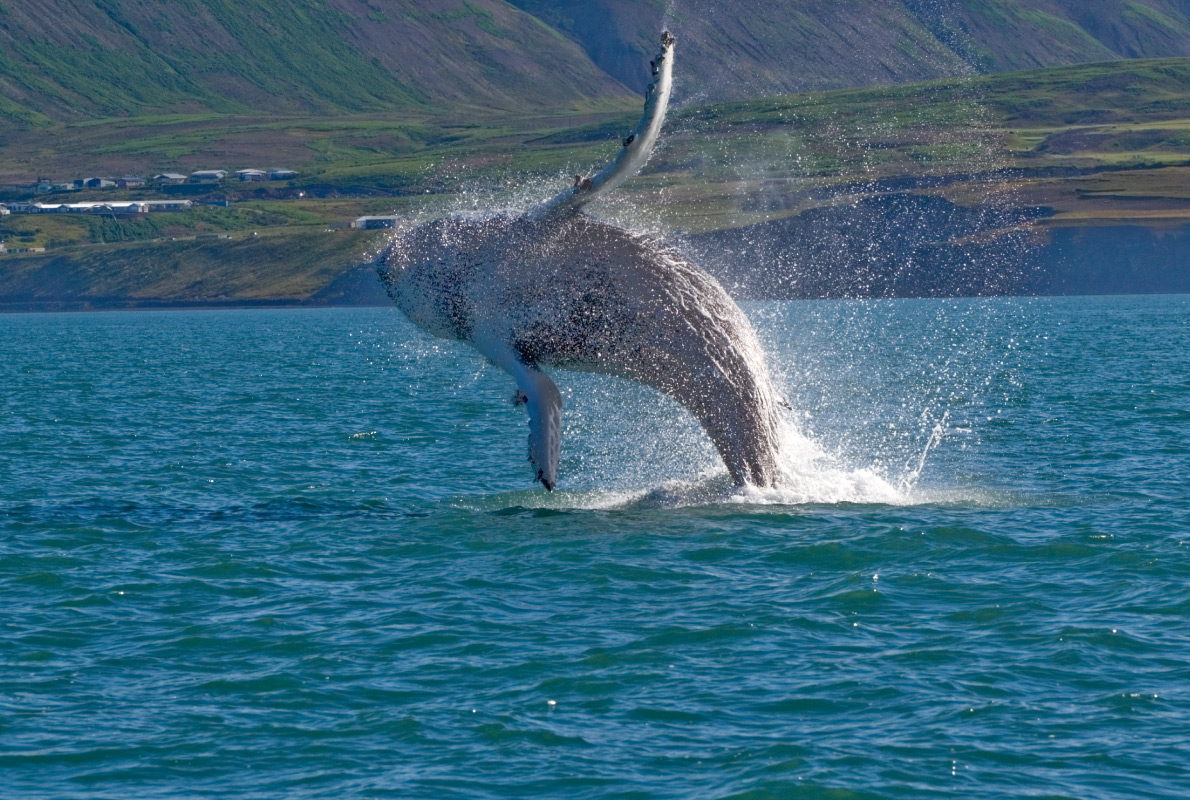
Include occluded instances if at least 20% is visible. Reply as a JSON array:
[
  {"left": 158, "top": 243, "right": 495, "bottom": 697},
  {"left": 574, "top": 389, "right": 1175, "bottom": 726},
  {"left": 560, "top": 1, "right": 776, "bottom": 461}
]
[{"left": 3, "top": 217, "right": 1187, "bottom": 313}]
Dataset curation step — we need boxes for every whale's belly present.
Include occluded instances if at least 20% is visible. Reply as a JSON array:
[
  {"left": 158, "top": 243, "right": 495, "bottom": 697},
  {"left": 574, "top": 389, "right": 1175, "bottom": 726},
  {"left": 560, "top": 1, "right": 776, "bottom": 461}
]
[{"left": 496, "top": 220, "right": 765, "bottom": 390}]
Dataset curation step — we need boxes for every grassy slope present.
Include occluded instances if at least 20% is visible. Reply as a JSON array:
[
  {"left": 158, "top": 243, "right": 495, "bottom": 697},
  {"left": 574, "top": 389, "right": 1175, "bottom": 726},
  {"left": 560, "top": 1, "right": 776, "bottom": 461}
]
[
  {"left": 0, "top": 0, "right": 629, "bottom": 127},
  {"left": 3, "top": 0, "right": 1190, "bottom": 129},
  {"left": 507, "top": 0, "right": 1190, "bottom": 96},
  {"left": 640, "top": 58, "right": 1190, "bottom": 229},
  {"left": 8, "top": 58, "right": 1187, "bottom": 191}
]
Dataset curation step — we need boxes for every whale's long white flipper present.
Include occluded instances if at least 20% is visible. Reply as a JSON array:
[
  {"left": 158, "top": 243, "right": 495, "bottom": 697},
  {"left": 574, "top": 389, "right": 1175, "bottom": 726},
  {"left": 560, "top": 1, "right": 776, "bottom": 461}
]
[
  {"left": 514, "top": 363, "right": 562, "bottom": 491},
  {"left": 530, "top": 32, "right": 675, "bottom": 223},
  {"left": 475, "top": 331, "right": 563, "bottom": 490}
]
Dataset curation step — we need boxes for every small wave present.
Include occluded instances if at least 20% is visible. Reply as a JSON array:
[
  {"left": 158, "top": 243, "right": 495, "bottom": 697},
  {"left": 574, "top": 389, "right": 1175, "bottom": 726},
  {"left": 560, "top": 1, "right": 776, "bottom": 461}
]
[{"left": 456, "top": 487, "right": 651, "bottom": 513}]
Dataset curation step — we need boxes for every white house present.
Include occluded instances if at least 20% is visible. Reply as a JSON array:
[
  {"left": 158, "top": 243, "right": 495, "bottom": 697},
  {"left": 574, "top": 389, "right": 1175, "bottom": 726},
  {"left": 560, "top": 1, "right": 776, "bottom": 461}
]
[
  {"left": 190, "top": 170, "right": 227, "bottom": 183},
  {"left": 155, "top": 173, "right": 187, "bottom": 185},
  {"left": 107, "top": 202, "right": 149, "bottom": 215},
  {"left": 236, "top": 169, "right": 267, "bottom": 181},
  {"left": 140, "top": 200, "right": 194, "bottom": 212},
  {"left": 29, "top": 202, "right": 102, "bottom": 214},
  {"left": 0, "top": 204, "right": 9, "bottom": 216}
]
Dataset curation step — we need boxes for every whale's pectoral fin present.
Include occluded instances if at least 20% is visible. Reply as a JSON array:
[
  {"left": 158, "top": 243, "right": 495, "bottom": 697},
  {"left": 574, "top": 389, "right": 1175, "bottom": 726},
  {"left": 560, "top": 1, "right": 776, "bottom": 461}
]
[
  {"left": 512, "top": 364, "right": 562, "bottom": 491},
  {"left": 475, "top": 334, "right": 563, "bottom": 490},
  {"left": 529, "top": 31, "right": 675, "bottom": 222}
]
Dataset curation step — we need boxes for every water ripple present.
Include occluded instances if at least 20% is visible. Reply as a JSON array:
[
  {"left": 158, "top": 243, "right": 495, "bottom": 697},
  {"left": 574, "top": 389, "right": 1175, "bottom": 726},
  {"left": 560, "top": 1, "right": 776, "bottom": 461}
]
[{"left": 2, "top": 299, "right": 1189, "bottom": 798}]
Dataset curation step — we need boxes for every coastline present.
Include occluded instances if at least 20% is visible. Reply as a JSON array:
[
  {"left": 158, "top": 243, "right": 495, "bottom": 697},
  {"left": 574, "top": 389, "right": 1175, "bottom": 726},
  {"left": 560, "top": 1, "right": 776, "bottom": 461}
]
[{"left": 3, "top": 220, "right": 1188, "bottom": 313}]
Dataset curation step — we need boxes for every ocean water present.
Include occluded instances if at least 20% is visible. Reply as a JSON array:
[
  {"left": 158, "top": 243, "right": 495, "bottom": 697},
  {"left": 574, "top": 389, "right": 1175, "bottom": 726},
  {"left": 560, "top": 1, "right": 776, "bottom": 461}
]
[{"left": 1, "top": 295, "right": 1188, "bottom": 799}]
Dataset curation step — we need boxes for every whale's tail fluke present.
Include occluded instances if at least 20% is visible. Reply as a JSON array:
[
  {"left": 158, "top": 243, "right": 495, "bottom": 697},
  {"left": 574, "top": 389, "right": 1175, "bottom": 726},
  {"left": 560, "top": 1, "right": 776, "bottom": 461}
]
[{"left": 530, "top": 31, "right": 675, "bottom": 223}]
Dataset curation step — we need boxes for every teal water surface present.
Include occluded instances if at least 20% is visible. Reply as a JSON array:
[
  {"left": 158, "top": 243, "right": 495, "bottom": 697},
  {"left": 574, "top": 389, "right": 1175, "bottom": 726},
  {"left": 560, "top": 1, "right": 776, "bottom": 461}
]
[{"left": 2, "top": 296, "right": 1188, "bottom": 799}]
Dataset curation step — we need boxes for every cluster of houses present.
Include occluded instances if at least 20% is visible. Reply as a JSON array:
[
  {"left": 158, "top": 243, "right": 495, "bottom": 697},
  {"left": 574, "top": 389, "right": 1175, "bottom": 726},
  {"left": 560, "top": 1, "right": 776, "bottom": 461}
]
[
  {"left": 2, "top": 166, "right": 299, "bottom": 219},
  {"left": 12, "top": 168, "right": 300, "bottom": 195},
  {"left": 2, "top": 189, "right": 406, "bottom": 257}
]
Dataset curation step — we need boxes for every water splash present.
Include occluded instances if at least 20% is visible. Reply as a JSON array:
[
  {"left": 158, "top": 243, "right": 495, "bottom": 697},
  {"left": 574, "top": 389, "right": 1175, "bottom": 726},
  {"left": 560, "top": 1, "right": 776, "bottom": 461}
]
[
  {"left": 900, "top": 410, "right": 949, "bottom": 493},
  {"left": 767, "top": 419, "right": 906, "bottom": 505}
]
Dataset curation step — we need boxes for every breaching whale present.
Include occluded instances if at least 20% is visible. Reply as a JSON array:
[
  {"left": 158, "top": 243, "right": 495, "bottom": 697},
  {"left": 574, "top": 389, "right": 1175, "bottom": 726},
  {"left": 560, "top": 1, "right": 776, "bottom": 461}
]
[{"left": 377, "top": 32, "right": 783, "bottom": 489}]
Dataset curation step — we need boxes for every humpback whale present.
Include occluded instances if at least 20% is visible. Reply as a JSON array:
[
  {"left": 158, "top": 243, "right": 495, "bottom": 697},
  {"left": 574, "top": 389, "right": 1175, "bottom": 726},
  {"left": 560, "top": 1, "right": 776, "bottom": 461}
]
[{"left": 377, "top": 32, "right": 783, "bottom": 489}]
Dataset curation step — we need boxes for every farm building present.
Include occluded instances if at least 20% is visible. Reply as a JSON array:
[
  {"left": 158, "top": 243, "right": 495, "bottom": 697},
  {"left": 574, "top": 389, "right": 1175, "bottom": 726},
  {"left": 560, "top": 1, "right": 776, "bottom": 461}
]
[
  {"left": 10, "top": 200, "right": 194, "bottom": 215},
  {"left": 29, "top": 202, "right": 145, "bottom": 214},
  {"left": 269, "top": 168, "right": 299, "bottom": 180},
  {"left": 190, "top": 170, "right": 227, "bottom": 183},
  {"left": 352, "top": 216, "right": 401, "bottom": 230},
  {"left": 155, "top": 173, "right": 187, "bottom": 185},
  {"left": 236, "top": 169, "right": 267, "bottom": 181},
  {"left": 141, "top": 200, "right": 194, "bottom": 212}
]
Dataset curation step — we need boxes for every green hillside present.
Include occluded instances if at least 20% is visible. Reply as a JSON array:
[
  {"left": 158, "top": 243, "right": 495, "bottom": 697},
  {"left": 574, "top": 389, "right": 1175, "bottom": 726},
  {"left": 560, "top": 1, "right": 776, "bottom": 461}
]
[
  {"left": 3, "top": 0, "right": 1190, "bottom": 130},
  {"left": 510, "top": 0, "right": 1190, "bottom": 96},
  {"left": 0, "top": 0, "right": 630, "bottom": 127},
  {"left": 3, "top": 58, "right": 1188, "bottom": 214}
]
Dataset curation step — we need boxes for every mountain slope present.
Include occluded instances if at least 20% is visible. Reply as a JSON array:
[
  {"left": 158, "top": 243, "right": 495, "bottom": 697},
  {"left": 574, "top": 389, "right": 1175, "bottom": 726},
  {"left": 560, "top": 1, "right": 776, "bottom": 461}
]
[
  {"left": 507, "top": 0, "right": 970, "bottom": 98},
  {"left": 0, "top": 0, "right": 630, "bottom": 125},
  {"left": 1, "top": 0, "right": 1189, "bottom": 128},
  {"left": 509, "top": 0, "right": 1190, "bottom": 97}
]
